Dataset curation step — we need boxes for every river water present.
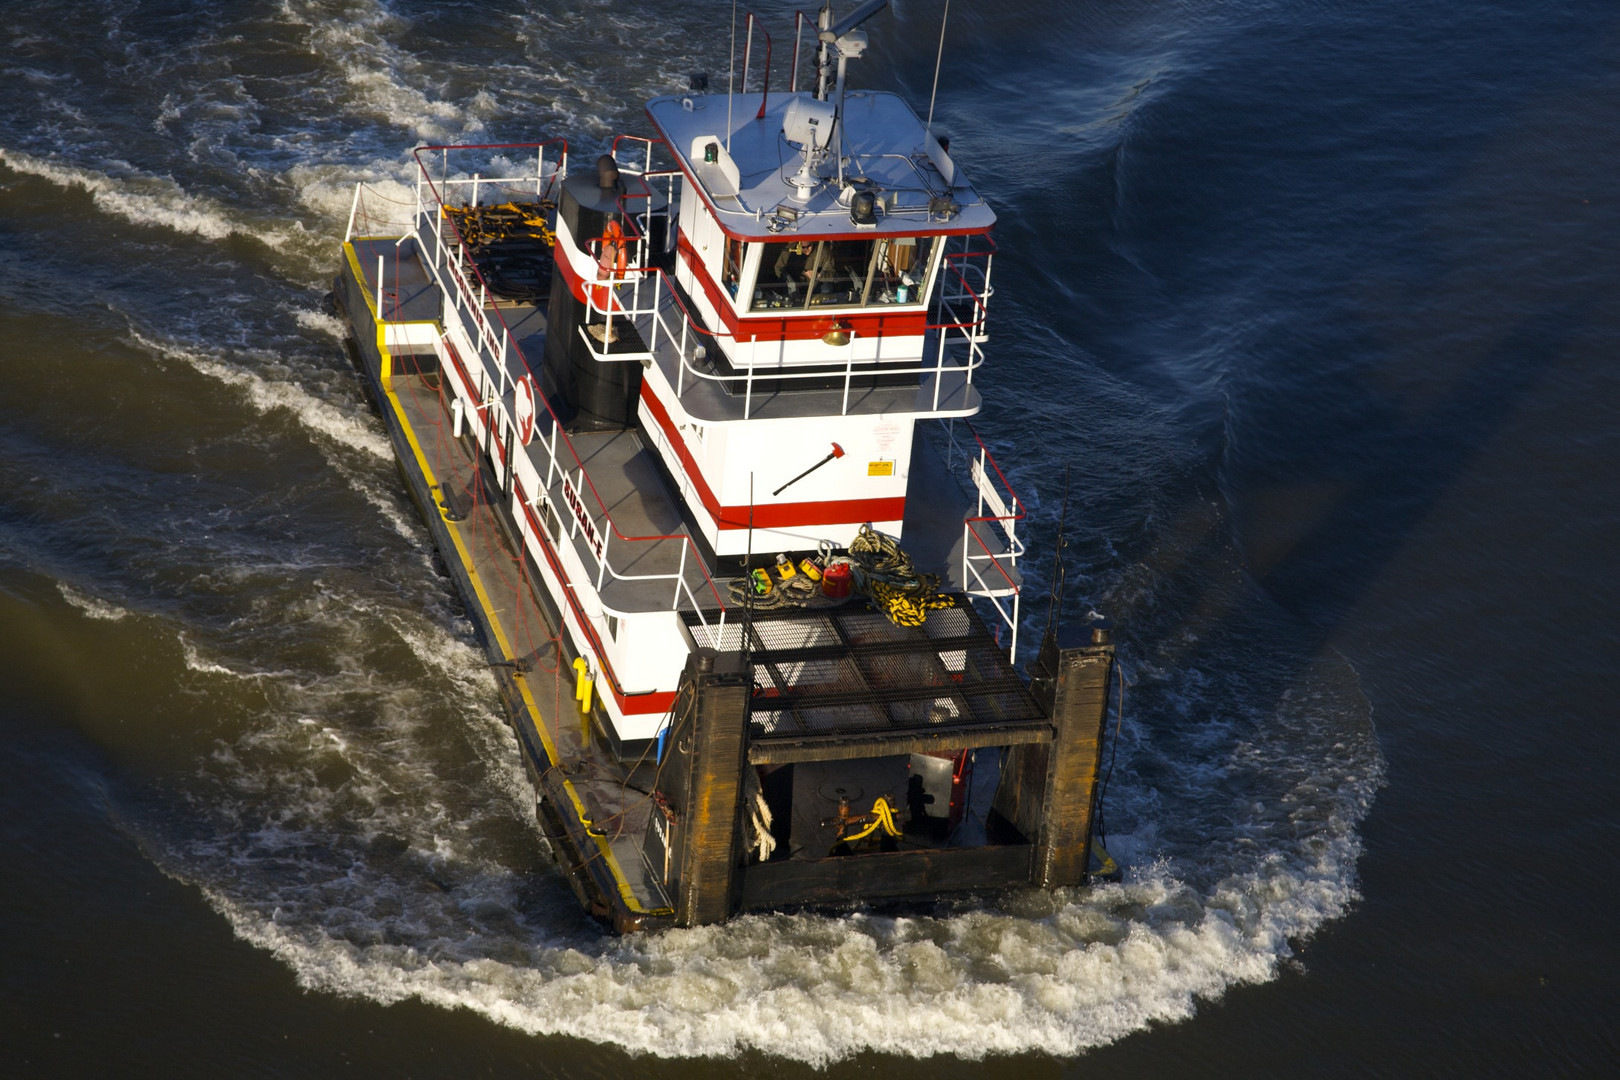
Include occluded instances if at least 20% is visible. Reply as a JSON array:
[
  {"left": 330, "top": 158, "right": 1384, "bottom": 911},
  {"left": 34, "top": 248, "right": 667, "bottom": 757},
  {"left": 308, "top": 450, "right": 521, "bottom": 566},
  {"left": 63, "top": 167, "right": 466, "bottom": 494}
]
[{"left": 2, "top": 1, "right": 1615, "bottom": 1075}]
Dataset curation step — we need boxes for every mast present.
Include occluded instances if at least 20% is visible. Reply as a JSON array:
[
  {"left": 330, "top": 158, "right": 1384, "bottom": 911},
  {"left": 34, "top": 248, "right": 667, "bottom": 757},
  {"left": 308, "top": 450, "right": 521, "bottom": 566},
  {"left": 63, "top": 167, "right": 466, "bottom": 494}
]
[{"left": 813, "top": 1, "right": 890, "bottom": 188}]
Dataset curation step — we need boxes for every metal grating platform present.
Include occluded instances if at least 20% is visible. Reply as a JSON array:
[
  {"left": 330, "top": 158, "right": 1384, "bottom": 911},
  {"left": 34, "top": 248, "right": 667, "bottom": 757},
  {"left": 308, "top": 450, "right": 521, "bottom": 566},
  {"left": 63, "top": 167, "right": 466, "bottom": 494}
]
[{"left": 686, "top": 597, "right": 1049, "bottom": 762}]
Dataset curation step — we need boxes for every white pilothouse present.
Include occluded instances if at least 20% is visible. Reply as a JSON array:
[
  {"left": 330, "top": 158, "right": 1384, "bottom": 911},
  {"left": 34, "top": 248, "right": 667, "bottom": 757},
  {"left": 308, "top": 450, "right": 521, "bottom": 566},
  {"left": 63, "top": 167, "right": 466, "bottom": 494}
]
[{"left": 336, "top": 1, "right": 1116, "bottom": 932}]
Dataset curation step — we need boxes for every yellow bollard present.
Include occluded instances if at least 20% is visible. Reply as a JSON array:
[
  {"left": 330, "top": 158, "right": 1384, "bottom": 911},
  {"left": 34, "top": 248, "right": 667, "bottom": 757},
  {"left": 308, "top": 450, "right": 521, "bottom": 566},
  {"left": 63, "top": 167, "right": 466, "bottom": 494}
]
[{"left": 573, "top": 657, "right": 594, "bottom": 712}]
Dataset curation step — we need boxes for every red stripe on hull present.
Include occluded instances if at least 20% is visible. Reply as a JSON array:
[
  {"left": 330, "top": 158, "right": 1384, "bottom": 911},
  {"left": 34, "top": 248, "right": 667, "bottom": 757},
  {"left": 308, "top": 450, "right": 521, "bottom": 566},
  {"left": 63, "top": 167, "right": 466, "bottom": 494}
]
[{"left": 639, "top": 381, "right": 905, "bottom": 530}]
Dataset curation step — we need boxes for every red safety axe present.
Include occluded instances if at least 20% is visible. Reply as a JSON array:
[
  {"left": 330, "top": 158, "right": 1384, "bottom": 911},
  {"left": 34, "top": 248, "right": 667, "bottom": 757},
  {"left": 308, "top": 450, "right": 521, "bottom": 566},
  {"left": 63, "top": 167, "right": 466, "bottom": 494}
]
[{"left": 772, "top": 442, "right": 845, "bottom": 496}]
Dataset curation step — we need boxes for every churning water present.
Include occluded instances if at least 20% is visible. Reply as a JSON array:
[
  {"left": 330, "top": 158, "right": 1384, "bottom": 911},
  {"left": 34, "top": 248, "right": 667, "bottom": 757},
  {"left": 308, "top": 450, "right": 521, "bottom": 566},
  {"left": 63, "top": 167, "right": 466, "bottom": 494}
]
[{"left": 8, "top": 0, "right": 1614, "bottom": 1074}]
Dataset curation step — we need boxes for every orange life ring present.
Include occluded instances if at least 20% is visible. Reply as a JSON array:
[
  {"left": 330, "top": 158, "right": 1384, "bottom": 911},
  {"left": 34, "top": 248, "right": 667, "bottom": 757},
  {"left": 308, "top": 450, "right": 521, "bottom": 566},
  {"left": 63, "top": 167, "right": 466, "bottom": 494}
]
[{"left": 596, "top": 218, "right": 627, "bottom": 279}]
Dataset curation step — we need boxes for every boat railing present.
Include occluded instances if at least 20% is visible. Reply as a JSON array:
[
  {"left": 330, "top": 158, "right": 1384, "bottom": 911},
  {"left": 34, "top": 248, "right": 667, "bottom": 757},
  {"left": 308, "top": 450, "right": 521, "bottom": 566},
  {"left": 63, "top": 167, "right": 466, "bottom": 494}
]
[
  {"left": 947, "top": 419, "right": 1024, "bottom": 660},
  {"left": 934, "top": 232, "right": 994, "bottom": 347},
  {"left": 790, "top": 8, "right": 813, "bottom": 92},
  {"left": 403, "top": 143, "right": 730, "bottom": 651},
  {"left": 608, "top": 135, "right": 681, "bottom": 272},
  {"left": 740, "top": 10, "right": 774, "bottom": 120},
  {"left": 576, "top": 256, "right": 988, "bottom": 419},
  {"left": 344, "top": 181, "right": 420, "bottom": 243},
  {"left": 548, "top": 146, "right": 995, "bottom": 417},
  {"left": 411, "top": 141, "right": 567, "bottom": 211}
]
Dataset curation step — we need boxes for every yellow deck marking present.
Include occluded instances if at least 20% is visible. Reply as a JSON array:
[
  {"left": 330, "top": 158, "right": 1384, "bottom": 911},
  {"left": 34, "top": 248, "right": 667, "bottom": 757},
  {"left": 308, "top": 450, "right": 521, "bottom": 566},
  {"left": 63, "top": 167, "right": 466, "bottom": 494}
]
[
  {"left": 343, "top": 241, "right": 434, "bottom": 392},
  {"left": 343, "top": 245, "right": 665, "bottom": 916}
]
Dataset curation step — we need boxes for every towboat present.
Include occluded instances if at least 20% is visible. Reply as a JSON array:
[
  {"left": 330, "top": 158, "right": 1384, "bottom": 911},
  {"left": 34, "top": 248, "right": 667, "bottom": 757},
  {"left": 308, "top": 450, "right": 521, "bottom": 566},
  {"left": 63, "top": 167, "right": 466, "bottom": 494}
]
[{"left": 332, "top": 1, "right": 1117, "bottom": 932}]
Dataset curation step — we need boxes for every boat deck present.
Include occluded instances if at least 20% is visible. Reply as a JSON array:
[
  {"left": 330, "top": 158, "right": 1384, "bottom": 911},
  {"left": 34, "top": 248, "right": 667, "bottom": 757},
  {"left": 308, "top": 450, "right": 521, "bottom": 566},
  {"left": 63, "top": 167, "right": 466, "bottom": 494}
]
[
  {"left": 495, "top": 299, "right": 547, "bottom": 362},
  {"left": 532, "top": 421, "right": 1015, "bottom": 616},
  {"left": 543, "top": 426, "right": 718, "bottom": 614},
  {"left": 349, "top": 237, "right": 441, "bottom": 323},
  {"left": 385, "top": 357, "right": 673, "bottom": 916},
  {"left": 694, "top": 597, "right": 1047, "bottom": 764}
]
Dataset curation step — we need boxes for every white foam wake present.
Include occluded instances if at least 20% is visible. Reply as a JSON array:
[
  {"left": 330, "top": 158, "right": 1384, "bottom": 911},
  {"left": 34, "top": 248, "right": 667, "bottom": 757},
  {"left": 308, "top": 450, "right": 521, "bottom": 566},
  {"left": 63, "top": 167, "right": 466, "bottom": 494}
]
[
  {"left": 180, "top": 635, "right": 252, "bottom": 678},
  {"left": 0, "top": 145, "right": 310, "bottom": 254},
  {"left": 130, "top": 329, "right": 391, "bottom": 463},
  {"left": 276, "top": 0, "right": 480, "bottom": 145},
  {"left": 123, "top": 328, "right": 421, "bottom": 541},
  {"left": 204, "top": 835, "right": 1369, "bottom": 1066},
  {"left": 57, "top": 582, "right": 130, "bottom": 622},
  {"left": 292, "top": 305, "right": 348, "bottom": 341},
  {"left": 142, "top": 483, "right": 1382, "bottom": 1066},
  {"left": 175, "top": 640, "right": 1381, "bottom": 1066}
]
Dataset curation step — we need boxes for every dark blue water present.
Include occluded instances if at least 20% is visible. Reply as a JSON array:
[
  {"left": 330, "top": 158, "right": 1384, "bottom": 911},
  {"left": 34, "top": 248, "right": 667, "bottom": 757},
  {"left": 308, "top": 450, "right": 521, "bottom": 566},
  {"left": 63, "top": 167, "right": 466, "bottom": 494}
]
[{"left": 3, "top": 1, "right": 1616, "bottom": 1074}]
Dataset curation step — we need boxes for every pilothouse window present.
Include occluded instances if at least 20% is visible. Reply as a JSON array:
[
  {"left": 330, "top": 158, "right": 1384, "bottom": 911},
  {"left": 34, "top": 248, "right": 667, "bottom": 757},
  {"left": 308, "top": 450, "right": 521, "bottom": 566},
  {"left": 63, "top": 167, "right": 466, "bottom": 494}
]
[
  {"left": 724, "top": 236, "right": 744, "bottom": 297},
  {"left": 750, "top": 236, "right": 934, "bottom": 311}
]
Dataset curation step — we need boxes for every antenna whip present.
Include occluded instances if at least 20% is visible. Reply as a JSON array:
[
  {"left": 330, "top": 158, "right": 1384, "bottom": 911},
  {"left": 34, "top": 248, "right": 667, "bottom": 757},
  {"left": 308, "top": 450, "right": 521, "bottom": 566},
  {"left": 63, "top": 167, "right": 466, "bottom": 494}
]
[{"left": 926, "top": 0, "right": 951, "bottom": 133}]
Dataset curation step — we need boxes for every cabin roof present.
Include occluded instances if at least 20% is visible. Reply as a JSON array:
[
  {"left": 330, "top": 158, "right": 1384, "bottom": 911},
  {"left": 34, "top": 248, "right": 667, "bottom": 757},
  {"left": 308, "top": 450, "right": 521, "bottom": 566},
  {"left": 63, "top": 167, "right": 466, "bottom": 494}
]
[{"left": 645, "top": 90, "right": 996, "bottom": 242}]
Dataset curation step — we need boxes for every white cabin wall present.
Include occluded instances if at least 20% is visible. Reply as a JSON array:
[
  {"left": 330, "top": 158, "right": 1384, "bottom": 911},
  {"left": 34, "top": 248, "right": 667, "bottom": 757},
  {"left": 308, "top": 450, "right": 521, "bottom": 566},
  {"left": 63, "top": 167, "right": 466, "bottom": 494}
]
[
  {"left": 676, "top": 179, "right": 730, "bottom": 336},
  {"left": 708, "top": 413, "right": 915, "bottom": 555},
  {"left": 638, "top": 360, "right": 921, "bottom": 556},
  {"left": 637, "top": 390, "right": 720, "bottom": 553},
  {"left": 602, "top": 608, "right": 691, "bottom": 703},
  {"left": 674, "top": 178, "right": 700, "bottom": 309},
  {"left": 729, "top": 330, "right": 927, "bottom": 370},
  {"left": 714, "top": 414, "right": 912, "bottom": 506}
]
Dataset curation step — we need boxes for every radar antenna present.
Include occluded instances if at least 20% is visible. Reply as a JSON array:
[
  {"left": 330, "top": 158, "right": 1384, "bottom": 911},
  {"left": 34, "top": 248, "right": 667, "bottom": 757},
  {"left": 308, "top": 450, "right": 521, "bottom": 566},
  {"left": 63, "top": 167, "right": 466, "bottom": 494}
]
[{"left": 810, "top": 1, "right": 891, "bottom": 189}]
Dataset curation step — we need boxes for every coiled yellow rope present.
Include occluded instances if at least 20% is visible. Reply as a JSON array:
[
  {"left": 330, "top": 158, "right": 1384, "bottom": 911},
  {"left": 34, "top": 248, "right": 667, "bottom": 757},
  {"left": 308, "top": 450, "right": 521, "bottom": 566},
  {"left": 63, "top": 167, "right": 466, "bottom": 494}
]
[
  {"left": 865, "top": 578, "right": 955, "bottom": 626},
  {"left": 839, "top": 796, "right": 904, "bottom": 844},
  {"left": 441, "top": 201, "right": 556, "bottom": 248},
  {"left": 848, "top": 524, "right": 954, "bottom": 626}
]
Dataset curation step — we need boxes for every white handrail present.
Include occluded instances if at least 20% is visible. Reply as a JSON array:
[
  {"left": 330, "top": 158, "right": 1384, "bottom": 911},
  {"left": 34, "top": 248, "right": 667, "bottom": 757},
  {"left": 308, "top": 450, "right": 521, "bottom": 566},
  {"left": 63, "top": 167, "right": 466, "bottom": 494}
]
[
  {"left": 412, "top": 146, "right": 729, "bottom": 646},
  {"left": 944, "top": 424, "right": 1025, "bottom": 661},
  {"left": 575, "top": 272, "right": 987, "bottom": 419}
]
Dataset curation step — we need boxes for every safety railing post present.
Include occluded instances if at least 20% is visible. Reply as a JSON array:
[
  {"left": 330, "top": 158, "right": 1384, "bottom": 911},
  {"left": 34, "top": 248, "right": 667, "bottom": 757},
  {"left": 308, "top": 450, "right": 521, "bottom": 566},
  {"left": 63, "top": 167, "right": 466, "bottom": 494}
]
[
  {"left": 743, "top": 336, "right": 759, "bottom": 419},
  {"left": 547, "top": 424, "right": 560, "bottom": 499},
  {"left": 648, "top": 280, "right": 662, "bottom": 353},
  {"left": 674, "top": 543, "right": 688, "bottom": 610},
  {"left": 960, "top": 521, "right": 970, "bottom": 601},
  {"left": 791, "top": 9, "right": 805, "bottom": 92},
  {"left": 345, "top": 183, "right": 362, "bottom": 243},
  {"left": 569, "top": 471, "right": 582, "bottom": 541},
  {"left": 678, "top": 321, "right": 689, "bottom": 395},
  {"left": 978, "top": 447, "right": 988, "bottom": 517},
  {"left": 841, "top": 331, "right": 857, "bottom": 415},
  {"left": 933, "top": 330, "right": 944, "bottom": 410}
]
